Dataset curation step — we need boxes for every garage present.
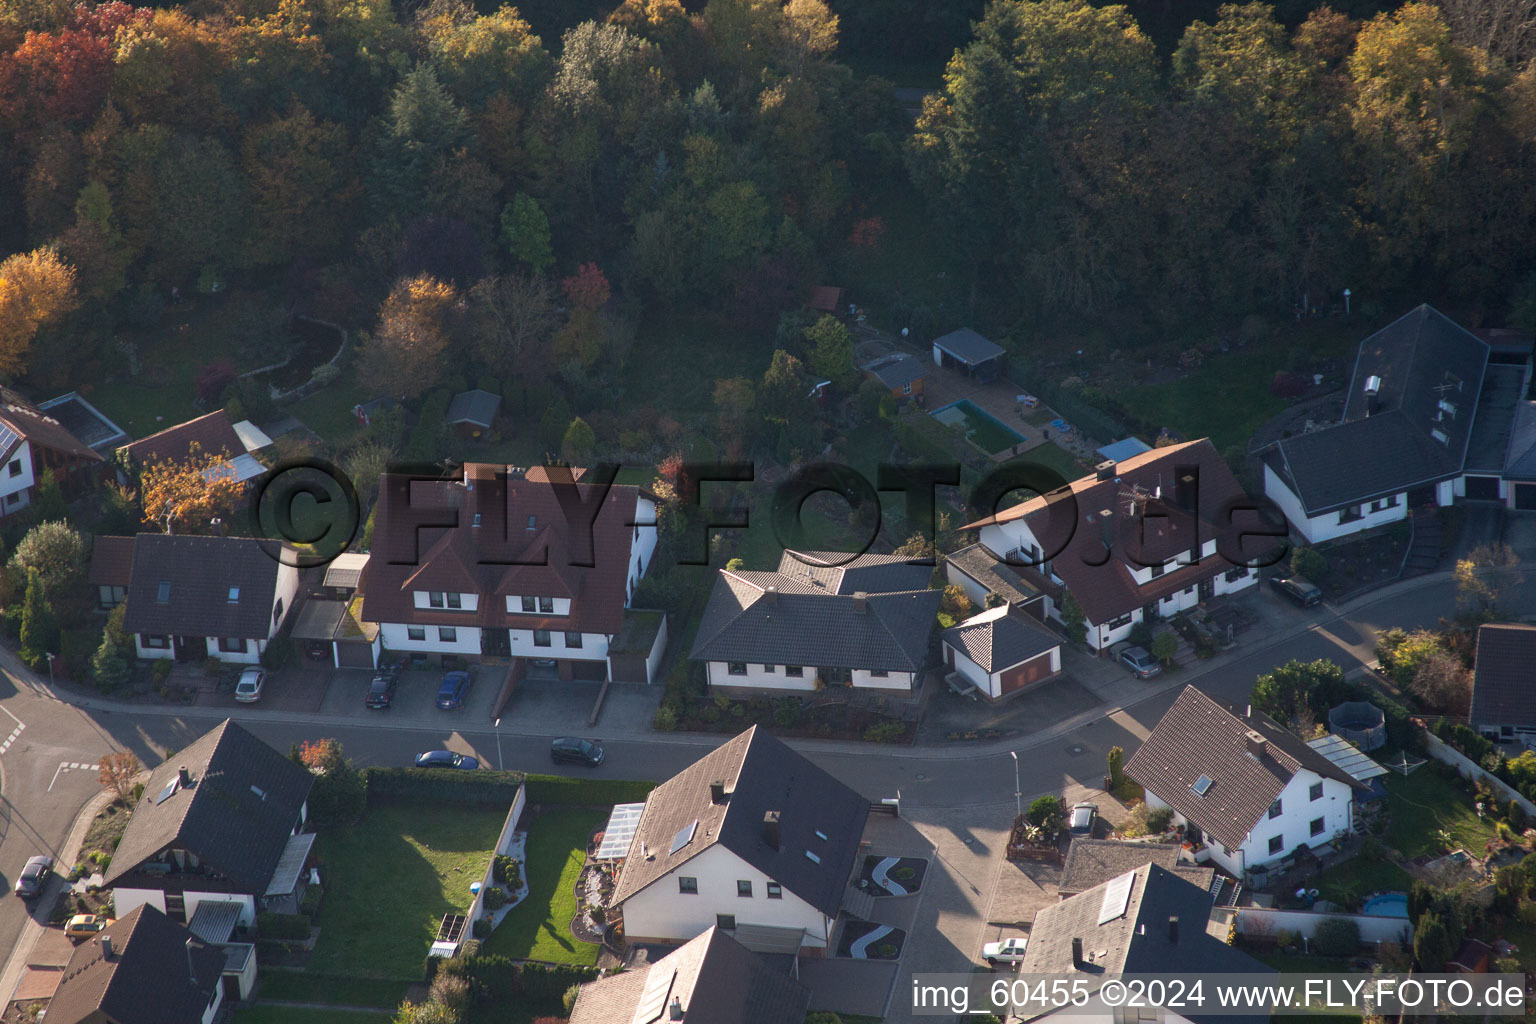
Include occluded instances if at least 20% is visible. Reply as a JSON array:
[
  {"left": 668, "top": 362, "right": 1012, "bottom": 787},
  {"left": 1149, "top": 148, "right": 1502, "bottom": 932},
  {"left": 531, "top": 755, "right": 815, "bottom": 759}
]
[
  {"left": 941, "top": 605, "right": 1062, "bottom": 702},
  {"left": 998, "top": 650, "right": 1054, "bottom": 695},
  {"left": 1464, "top": 475, "right": 1501, "bottom": 501},
  {"left": 1518, "top": 484, "right": 1536, "bottom": 511},
  {"left": 336, "top": 639, "right": 376, "bottom": 668}
]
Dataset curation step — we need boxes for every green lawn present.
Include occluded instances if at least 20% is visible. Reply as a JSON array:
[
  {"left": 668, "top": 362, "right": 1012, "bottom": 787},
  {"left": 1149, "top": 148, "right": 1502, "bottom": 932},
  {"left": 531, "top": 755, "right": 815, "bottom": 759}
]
[
  {"left": 283, "top": 376, "right": 375, "bottom": 450},
  {"left": 257, "top": 971, "right": 409, "bottom": 1008},
  {"left": 234, "top": 1008, "right": 393, "bottom": 1024},
  {"left": 1383, "top": 769, "right": 1500, "bottom": 859},
  {"left": 481, "top": 806, "right": 605, "bottom": 966},
  {"left": 1314, "top": 855, "right": 1414, "bottom": 907},
  {"left": 309, "top": 803, "right": 506, "bottom": 980}
]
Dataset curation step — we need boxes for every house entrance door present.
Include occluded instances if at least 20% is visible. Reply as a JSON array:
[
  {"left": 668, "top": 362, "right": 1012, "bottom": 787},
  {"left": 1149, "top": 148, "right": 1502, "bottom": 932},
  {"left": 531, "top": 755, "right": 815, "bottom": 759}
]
[
  {"left": 1198, "top": 578, "right": 1215, "bottom": 603},
  {"left": 173, "top": 635, "right": 206, "bottom": 661}
]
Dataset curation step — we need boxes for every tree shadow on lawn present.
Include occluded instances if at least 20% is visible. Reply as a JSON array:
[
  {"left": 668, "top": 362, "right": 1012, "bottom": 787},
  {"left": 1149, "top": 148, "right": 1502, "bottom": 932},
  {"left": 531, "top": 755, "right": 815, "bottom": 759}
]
[{"left": 309, "top": 804, "right": 504, "bottom": 980}]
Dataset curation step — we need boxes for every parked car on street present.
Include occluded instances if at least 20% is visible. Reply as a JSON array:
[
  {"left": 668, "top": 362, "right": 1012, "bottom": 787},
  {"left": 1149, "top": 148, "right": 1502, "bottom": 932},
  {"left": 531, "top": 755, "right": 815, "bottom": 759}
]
[
  {"left": 414, "top": 750, "right": 480, "bottom": 771},
  {"left": 1069, "top": 802, "right": 1098, "bottom": 836},
  {"left": 436, "top": 670, "right": 471, "bottom": 710},
  {"left": 1270, "top": 575, "right": 1323, "bottom": 608},
  {"left": 233, "top": 667, "right": 266, "bottom": 703},
  {"left": 14, "top": 855, "right": 53, "bottom": 900},
  {"left": 1118, "top": 645, "right": 1161, "bottom": 679},
  {"left": 65, "top": 914, "right": 114, "bottom": 941},
  {"left": 983, "top": 937, "right": 1029, "bottom": 965},
  {"left": 550, "top": 737, "right": 605, "bottom": 767}
]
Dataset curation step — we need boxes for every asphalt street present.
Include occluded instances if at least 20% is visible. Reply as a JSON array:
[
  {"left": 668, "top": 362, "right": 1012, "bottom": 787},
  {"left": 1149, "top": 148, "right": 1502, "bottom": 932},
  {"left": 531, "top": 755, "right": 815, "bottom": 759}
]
[{"left": 0, "top": 567, "right": 1516, "bottom": 989}]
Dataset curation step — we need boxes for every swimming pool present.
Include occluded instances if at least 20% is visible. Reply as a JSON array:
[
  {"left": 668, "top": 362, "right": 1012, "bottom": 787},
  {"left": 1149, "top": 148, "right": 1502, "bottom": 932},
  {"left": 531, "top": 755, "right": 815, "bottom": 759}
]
[
  {"left": 1362, "top": 893, "right": 1408, "bottom": 918},
  {"left": 931, "top": 400, "right": 1026, "bottom": 455}
]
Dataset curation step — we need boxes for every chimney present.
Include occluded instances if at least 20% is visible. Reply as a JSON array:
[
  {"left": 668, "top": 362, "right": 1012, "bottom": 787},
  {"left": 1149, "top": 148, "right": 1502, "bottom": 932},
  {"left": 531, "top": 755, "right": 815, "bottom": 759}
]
[
  {"left": 1364, "top": 374, "right": 1381, "bottom": 396},
  {"left": 852, "top": 591, "right": 868, "bottom": 613},
  {"left": 178, "top": 766, "right": 192, "bottom": 787},
  {"left": 1173, "top": 470, "right": 1198, "bottom": 512},
  {"left": 1168, "top": 916, "right": 1179, "bottom": 944},
  {"left": 1245, "top": 731, "right": 1266, "bottom": 759},
  {"left": 1096, "top": 460, "right": 1117, "bottom": 481},
  {"left": 210, "top": 517, "right": 226, "bottom": 537},
  {"left": 709, "top": 779, "right": 727, "bottom": 804},
  {"left": 101, "top": 935, "right": 113, "bottom": 959},
  {"left": 763, "top": 810, "right": 781, "bottom": 850},
  {"left": 1071, "top": 937, "right": 1084, "bottom": 967},
  {"left": 1098, "top": 509, "right": 1114, "bottom": 551},
  {"left": 669, "top": 995, "right": 685, "bottom": 1021},
  {"left": 186, "top": 937, "right": 198, "bottom": 986},
  {"left": 763, "top": 586, "right": 778, "bottom": 606}
]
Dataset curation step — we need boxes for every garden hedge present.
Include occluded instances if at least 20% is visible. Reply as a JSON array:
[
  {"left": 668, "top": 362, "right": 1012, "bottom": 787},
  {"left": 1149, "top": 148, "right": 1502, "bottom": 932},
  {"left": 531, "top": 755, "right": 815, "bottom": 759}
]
[
  {"left": 363, "top": 766, "right": 525, "bottom": 806},
  {"left": 257, "top": 912, "right": 311, "bottom": 940},
  {"left": 522, "top": 775, "right": 655, "bottom": 806}
]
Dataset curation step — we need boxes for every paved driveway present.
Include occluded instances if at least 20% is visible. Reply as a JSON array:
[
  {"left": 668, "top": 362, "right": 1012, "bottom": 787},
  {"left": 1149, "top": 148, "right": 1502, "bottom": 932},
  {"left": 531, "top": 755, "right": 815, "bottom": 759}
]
[{"left": 195, "top": 664, "right": 328, "bottom": 713}]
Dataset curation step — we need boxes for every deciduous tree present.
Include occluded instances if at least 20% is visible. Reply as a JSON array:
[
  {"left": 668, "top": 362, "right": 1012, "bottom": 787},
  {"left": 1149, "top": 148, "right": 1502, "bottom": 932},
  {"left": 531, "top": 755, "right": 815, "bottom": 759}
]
[
  {"left": 467, "top": 272, "right": 558, "bottom": 383},
  {"left": 804, "top": 314, "right": 852, "bottom": 383},
  {"left": 499, "top": 193, "right": 553, "bottom": 273},
  {"left": 0, "top": 245, "right": 79, "bottom": 378},
  {"left": 97, "top": 749, "right": 143, "bottom": 806},
  {"left": 359, "top": 274, "right": 459, "bottom": 399},
  {"left": 139, "top": 442, "right": 244, "bottom": 534}
]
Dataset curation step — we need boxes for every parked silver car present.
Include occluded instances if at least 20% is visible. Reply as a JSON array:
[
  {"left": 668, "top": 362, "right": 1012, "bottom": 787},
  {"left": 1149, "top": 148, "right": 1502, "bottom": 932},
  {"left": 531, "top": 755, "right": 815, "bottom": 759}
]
[{"left": 1119, "top": 645, "right": 1161, "bottom": 679}]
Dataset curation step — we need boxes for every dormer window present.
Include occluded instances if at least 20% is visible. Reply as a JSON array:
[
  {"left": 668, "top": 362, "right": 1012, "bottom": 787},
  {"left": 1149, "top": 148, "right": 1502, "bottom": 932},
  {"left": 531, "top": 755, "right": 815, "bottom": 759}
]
[
  {"left": 539, "top": 597, "right": 554, "bottom": 614},
  {"left": 447, "top": 593, "right": 462, "bottom": 609},
  {"left": 1438, "top": 399, "right": 1456, "bottom": 418},
  {"left": 227, "top": 586, "right": 240, "bottom": 603},
  {"left": 521, "top": 596, "right": 535, "bottom": 613},
  {"left": 157, "top": 581, "right": 171, "bottom": 603},
  {"left": 429, "top": 592, "right": 445, "bottom": 608}
]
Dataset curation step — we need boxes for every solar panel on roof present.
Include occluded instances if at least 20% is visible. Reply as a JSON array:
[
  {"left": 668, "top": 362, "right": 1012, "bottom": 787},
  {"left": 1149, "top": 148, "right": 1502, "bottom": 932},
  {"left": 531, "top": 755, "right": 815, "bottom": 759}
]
[
  {"left": 153, "top": 778, "right": 179, "bottom": 805},
  {"left": 633, "top": 967, "right": 676, "bottom": 1024},
  {"left": 595, "top": 803, "right": 646, "bottom": 860},
  {"left": 669, "top": 819, "right": 698, "bottom": 855},
  {"left": 1098, "top": 870, "right": 1135, "bottom": 924}
]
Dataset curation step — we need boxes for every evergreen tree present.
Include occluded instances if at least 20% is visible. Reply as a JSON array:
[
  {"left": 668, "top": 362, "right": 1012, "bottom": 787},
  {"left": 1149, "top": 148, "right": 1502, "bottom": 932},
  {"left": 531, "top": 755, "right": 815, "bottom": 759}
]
[
  {"left": 90, "top": 603, "right": 134, "bottom": 692},
  {"left": 32, "top": 468, "right": 67, "bottom": 523},
  {"left": 19, "top": 567, "right": 58, "bottom": 670}
]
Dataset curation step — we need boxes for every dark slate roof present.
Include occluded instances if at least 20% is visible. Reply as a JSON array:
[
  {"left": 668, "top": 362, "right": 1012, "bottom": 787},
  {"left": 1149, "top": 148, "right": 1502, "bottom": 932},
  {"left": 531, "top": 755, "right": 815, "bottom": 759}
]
[
  {"left": 965, "top": 440, "right": 1268, "bottom": 626},
  {"left": 932, "top": 327, "right": 1005, "bottom": 365},
  {"left": 89, "top": 535, "right": 136, "bottom": 587},
  {"left": 569, "top": 927, "right": 810, "bottom": 1024},
  {"left": 612, "top": 727, "right": 868, "bottom": 917},
  {"left": 862, "top": 352, "right": 925, "bottom": 389},
  {"left": 1272, "top": 305, "right": 1490, "bottom": 514},
  {"left": 0, "top": 386, "right": 105, "bottom": 463},
  {"left": 1470, "top": 623, "right": 1536, "bottom": 729},
  {"left": 945, "top": 543, "right": 1042, "bottom": 606},
  {"left": 690, "top": 568, "right": 940, "bottom": 672},
  {"left": 446, "top": 389, "right": 501, "bottom": 427},
  {"left": 1502, "top": 384, "right": 1536, "bottom": 481},
  {"left": 104, "top": 719, "right": 313, "bottom": 893},
  {"left": 121, "top": 535, "right": 284, "bottom": 639},
  {"left": 1058, "top": 839, "right": 1213, "bottom": 897},
  {"left": 47, "top": 904, "right": 224, "bottom": 1024},
  {"left": 1466, "top": 364, "right": 1522, "bottom": 474},
  {"left": 1125, "top": 687, "right": 1367, "bottom": 851},
  {"left": 941, "top": 605, "right": 1059, "bottom": 672},
  {"left": 1022, "top": 863, "right": 1271, "bottom": 1024}
]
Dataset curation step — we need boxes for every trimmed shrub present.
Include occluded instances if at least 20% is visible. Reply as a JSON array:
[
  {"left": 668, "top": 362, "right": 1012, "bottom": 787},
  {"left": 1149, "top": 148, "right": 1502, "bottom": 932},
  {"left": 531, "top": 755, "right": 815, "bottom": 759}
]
[
  {"left": 519, "top": 963, "right": 600, "bottom": 1004},
  {"left": 863, "top": 721, "right": 906, "bottom": 743},
  {"left": 363, "top": 766, "right": 525, "bottom": 806},
  {"left": 481, "top": 886, "right": 509, "bottom": 911},
  {"left": 522, "top": 775, "right": 656, "bottom": 807},
  {"left": 257, "top": 912, "right": 311, "bottom": 940},
  {"left": 493, "top": 854, "right": 518, "bottom": 886},
  {"left": 151, "top": 659, "right": 173, "bottom": 686},
  {"left": 1313, "top": 917, "right": 1360, "bottom": 957},
  {"left": 1146, "top": 807, "right": 1174, "bottom": 832}
]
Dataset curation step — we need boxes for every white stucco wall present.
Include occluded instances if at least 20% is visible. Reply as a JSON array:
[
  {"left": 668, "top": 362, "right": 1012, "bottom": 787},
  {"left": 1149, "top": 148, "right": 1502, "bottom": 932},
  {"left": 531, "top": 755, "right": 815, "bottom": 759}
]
[
  {"left": 627, "top": 497, "right": 659, "bottom": 604},
  {"left": 618, "top": 844, "right": 833, "bottom": 947},
  {"left": 1263, "top": 465, "right": 1410, "bottom": 545},
  {"left": 506, "top": 627, "right": 609, "bottom": 662},
  {"left": 946, "top": 643, "right": 1061, "bottom": 699},
  {"left": 380, "top": 622, "right": 483, "bottom": 655},
  {"left": 0, "top": 443, "right": 36, "bottom": 513},
  {"left": 504, "top": 596, "right": 573, "bottom": 616},
  {"left": 705, "top": 662, "right": 915, "bottom": 692},
  {"left": 112, "top": 887, "right": 167, "bottom": 921},
  {"left": 413, "top": 591, "right": 481, "bottom": 611}
]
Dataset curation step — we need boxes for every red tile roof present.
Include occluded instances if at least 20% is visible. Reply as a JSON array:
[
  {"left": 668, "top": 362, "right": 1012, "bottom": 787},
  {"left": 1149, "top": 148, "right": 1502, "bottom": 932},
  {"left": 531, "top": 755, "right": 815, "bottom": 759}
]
[
  {"left": 88, "top": 535, "right": 136, "bottom": 587},
  {"left": 361, "top": 464, "right": 647, "bottom": 635},
  {"left": 120, "top": 411, "right": 244, "bottom": 467},
  {"left": 964, "top": 439, "right": 1274, "bottom": 624},
  {"left": 0, "top": 387, "right": 104, "bottom": 463}
]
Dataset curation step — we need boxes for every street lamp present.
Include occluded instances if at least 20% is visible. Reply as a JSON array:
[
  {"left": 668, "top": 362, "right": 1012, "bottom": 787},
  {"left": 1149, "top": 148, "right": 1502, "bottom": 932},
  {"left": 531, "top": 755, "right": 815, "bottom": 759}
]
[
  {"left": 494, "top": 717, "right": 503, "bottom": 773},
  {"left": 44, "top": 651, "right": 55, "bottom": 687},
  {"left": 1009, "top": 751, "right": 1021, "bottom": 821},
  {"left": 1343, "top": 288, "right": 1352, "bottom": 316}
]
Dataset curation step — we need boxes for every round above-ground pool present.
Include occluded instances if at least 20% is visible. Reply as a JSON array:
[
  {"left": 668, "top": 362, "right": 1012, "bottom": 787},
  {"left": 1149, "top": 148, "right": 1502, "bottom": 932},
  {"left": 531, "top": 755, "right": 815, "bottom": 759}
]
[{"left": 1362, "top": 892, "right": 1409, "bottom": 918}]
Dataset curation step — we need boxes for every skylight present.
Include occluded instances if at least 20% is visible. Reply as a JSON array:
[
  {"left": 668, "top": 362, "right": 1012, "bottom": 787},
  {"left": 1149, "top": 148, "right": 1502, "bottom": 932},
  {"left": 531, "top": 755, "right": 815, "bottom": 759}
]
[
  {"left": 228, "top": 586, "right": 240, "bottom": 603},
  {"left": 156, "top": 581, "right": 171, "bottom": 603},
  {"left": 1191, "top": 775, "right": 1214, "bottom": 797},
  {"left": 815, "top": 830, "right": 828, "bottom": 841},
  {"left": 669, "top": 820, "right": 698, "bottom": 855},
  {"left": 1097, "top": 870, "right": 1135, "bottom": 924},
  {"left": 805, "top": 850, "right": 821, "bottom": 863},
  {"left": 1431, "top": 428, "right": 1449, "bottom": 445}
]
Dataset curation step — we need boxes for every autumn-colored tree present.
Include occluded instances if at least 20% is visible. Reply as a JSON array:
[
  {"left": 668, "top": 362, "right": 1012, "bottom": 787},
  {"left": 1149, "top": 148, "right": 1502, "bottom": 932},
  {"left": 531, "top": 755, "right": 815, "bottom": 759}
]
[
  {"left": 98, "top": 750, "right": 143, "bottom": 806},
  {"left": 241, "top": 103, "right": 356, "bottom": 266},
  {"left": 561, "top": 261, "right": 610, "bottom": 309},
  {"left": 0, "top": 246, "right": 80, "bottom": 379},
  {"left": 467, "top": 272, "right": 558, "bottom": 383},
  {"left": 140, "top": 442, "right": 244, "bottom": 534},
  {"left": 606, "top": 0, "right": 687, "bottom": 45},
  {"left": 553, "top": 306, "right": 608, "bottom": 368},
  {"left": 416, "top": 0, "right": 551, "bottom": 106},
  {"left": 712, "top": 377, "right": 757, "bottom": 445},
  {"left": 360, "top": 275, "right": 459, "bottom": 399},
  {"left": 297, "top": 737, "right": 345, "bottom": 773}
]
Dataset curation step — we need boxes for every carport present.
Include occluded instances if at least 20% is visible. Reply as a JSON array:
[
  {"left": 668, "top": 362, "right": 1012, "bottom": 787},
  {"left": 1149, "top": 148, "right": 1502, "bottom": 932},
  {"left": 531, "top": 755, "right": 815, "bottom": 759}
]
[
  {"left": 931, "top": 328, "right": 1006, "bottom": 383},
  {"left": 291, "top": 598, "right": 379, "bottom": 669}
]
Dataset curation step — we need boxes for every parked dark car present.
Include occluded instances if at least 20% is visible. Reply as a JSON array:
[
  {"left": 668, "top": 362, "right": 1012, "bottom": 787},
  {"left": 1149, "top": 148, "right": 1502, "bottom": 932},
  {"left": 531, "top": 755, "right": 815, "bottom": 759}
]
[
  {"left": 1270, "top": 575, "right": 1323, "bottom": 608},
  {"left": 13, "top": 855, "right": 53, "bottom": 900},
  {"left": 414, "top": 750, "right": 480, "bottom": 771},
  {"left": 436, "top": 670, "right": 471, "bottom": 710},
  {"left": 550, "top": 737, "right": 605, "bottom": 767},
  {"left": 365, "top": 674, "right": 397, "bottom": 709}
]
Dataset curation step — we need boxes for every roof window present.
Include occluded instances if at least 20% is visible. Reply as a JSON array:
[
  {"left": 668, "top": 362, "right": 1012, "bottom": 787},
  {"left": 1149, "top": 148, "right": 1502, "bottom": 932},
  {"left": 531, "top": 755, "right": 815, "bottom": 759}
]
[
  {"left": 1191, "top": 774, "right": 1214, "bottom": 797},
  {"left": 157, "top": 581, "right": 171, "bottom": 603}
]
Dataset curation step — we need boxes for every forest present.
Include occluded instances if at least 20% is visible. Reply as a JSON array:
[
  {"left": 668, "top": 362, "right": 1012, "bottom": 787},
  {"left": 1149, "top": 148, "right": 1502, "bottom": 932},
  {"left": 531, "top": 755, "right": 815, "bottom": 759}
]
[{"left": 1, "top": 0, "right": 1535, "bottom": 462}]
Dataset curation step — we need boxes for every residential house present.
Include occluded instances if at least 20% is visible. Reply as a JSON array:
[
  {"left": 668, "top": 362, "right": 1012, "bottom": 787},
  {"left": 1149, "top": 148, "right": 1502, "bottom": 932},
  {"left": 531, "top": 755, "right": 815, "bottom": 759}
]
[
  {"left": 931, "top": 328, "right": 1005, "bottom": 382},
  {"left": 120, "top": 534, "right": 299, "bottom": 663},
  {"left": 0, "top": 386, "right": 106, "bottom": 514},
  {"left": 1126, "top": 687, "right": 1369, "bottom": 881},
  {"left": 361, "top": 463, "right": 659, "bottom": 678},
  {"left": 860, "top": 352, "right": 925, "bottom": 400},
  {"left": 690, "top": 551, "right": 940, "bottom": 695},
  {"left": 1020, "top": 862, "right": 1271, "bottom": 1024},
  {"left": 291, "top": 550, "right": 380, "bottom": 668},
  {"left": 118, "top": 410, "right": 272, "bottom": 488},
  {"left": 105, "top": 719, "right": 313, "bottom": 929},
  {"left": 610, "top": 726, "right": 868, "bottom": 952},
  {"left": 1261, "top": 305, "right": 1532, "bottom": 542},
  {"left": 568, "top": 926, "right": 810, "bottom": 1024},
  {"left": 45, "top": 904, "right": 226, "bottom": 1024},
  {"left": 963, "top": 439, "right": 1267, "bottom": 653},
  {"left": 89, "top": 534, "right": 135, "bottom": 610},
  {"left": 1056, "top": 838, "right": 1213, "bottom": 899},
  {"left": 942, "top": 542, "right": 1050, "bottom": 618},
  {"left": 940, "top": 603, "right": 1062, "bottom": 701},
  {"left": 807, "top": 286, "right": 842, "bottom": 314},
  {"left": 1449, "top": 938, "right": 1494, "bottom": 973},
  {"left": 446, "top": 389, "right": 501, "bottom": 439},
  {"left": 1469, "top": 622, "right": 1536, "bottom": 742}
]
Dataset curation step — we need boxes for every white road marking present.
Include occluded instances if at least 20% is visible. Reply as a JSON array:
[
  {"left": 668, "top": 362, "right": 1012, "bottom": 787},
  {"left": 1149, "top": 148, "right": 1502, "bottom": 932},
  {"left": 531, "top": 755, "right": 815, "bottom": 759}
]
[
  {"left": 47, "top": 761, "right": 96, "bottom": 791},
  {"left": 0, "top": 705, "right": 24, "bottom": 754}
]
